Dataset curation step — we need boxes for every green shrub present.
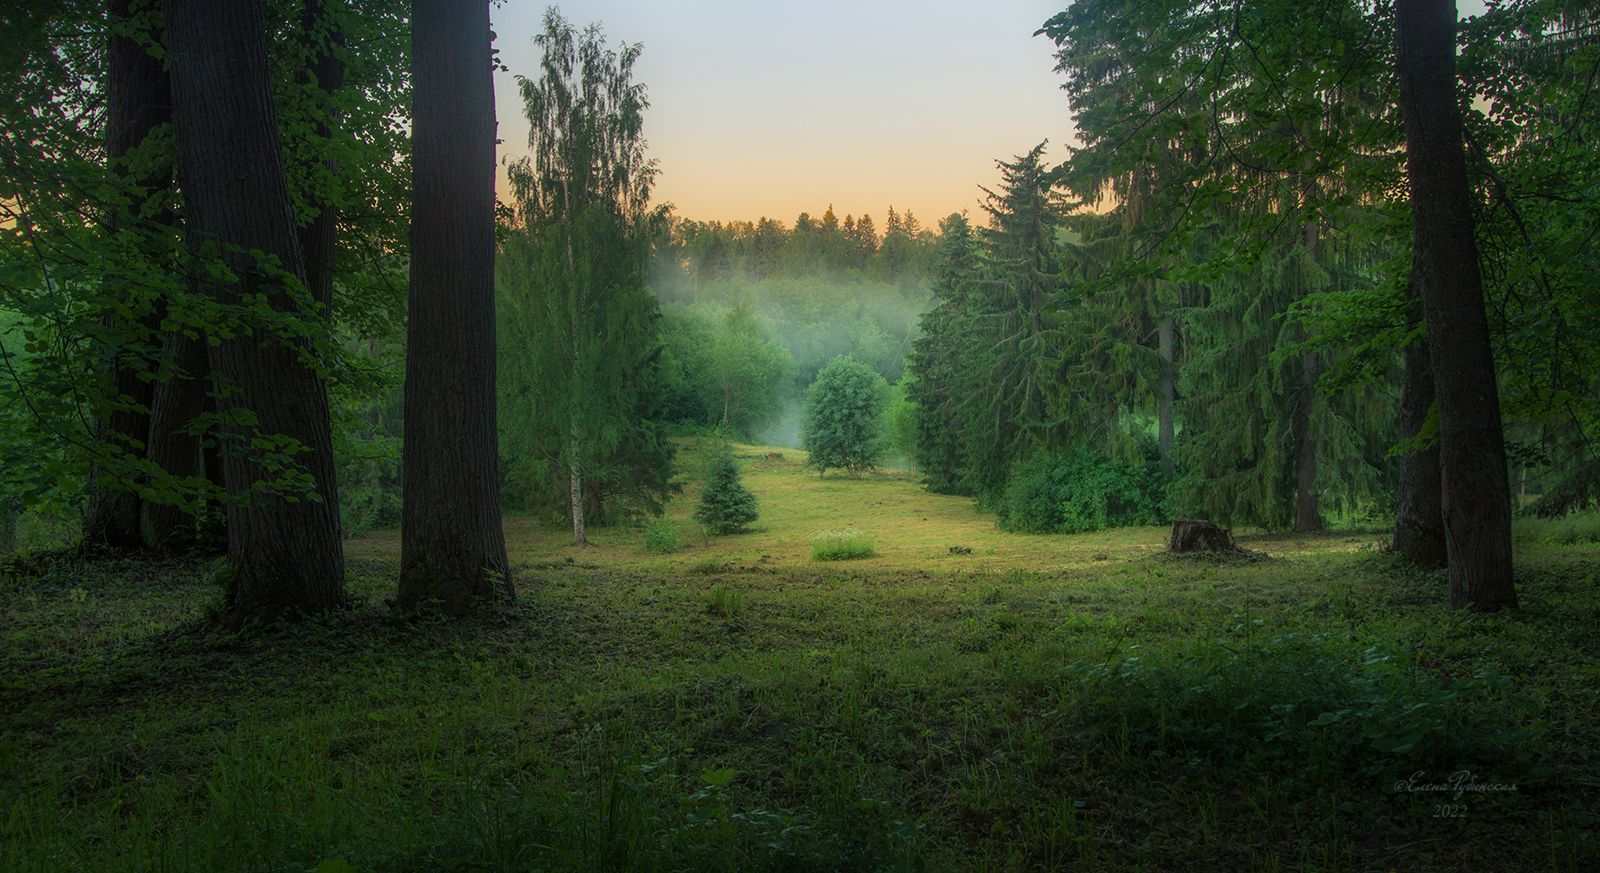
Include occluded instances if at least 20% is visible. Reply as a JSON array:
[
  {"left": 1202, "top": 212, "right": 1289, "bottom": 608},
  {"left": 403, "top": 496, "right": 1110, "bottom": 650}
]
[
  {"left": 643, "top": 518, "right": 681, "bottom": 553},
  {"left": 997, "top": 451, "right": 1168, "bottom": 534},
  {"left": 810, "top": 528, "right": 876, "bottom": 561},
  {"left": 694, "top": 450, "right": 759, "bottom": 534},
  {"left": 802, "top": 356, "right": 889, "bottom": 477}
]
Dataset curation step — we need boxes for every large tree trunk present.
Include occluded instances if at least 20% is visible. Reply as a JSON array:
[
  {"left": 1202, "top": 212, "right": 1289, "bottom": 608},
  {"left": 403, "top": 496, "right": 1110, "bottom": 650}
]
[
  {"left": 140, "top": 325, "right": 210, "bottom": 550},
  {"left": 1157, "top": 314, "right": 1176, "bottom": 476},
  {"left": 1396, "top": 0, "right": 1516, "bottom": 610},
  {"left": 83, "top": 0, "right": 172, "bottom": 550},
  {"left": 165, "top": 0, "right": 346, "bottom": 622},
  {"left": 397, "top": 0, "right": 511, "bottom": 612},
  {"left": 1392, "top": 273, "right": 1448, "bottom": 568}
]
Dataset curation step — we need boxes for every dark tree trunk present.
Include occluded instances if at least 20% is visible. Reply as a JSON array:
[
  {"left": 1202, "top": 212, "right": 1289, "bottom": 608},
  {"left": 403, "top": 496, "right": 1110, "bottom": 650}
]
[
  {"left": 83, "top": 0, "right": 172, "bottom": 550},
  {"left": 296, "top": 0, "right": 345, "bottom": 314},
  {"left": 0, "top": 501, "right": 15, "bottom": 554},
  {"left": 1392, "top": 272, "right": 1448, "bottom": 568},
  {"left": 1157, "top": 314, "right": 1176, "bottom": 476},
  {"left": 396, "top": 0, "right": 512, "bottom": 612},
  {"left": 1294, "top": 350, "right": 1323, "bottom": 532},
  {"left": 1396, "top": 0, "right": 1516, "bottom": 610},
  {"left": 140, "top": 325, "right": 211, "bottom": 550},
  {"left": 165, "top": 0, "right": 346, "bottom": 622}
]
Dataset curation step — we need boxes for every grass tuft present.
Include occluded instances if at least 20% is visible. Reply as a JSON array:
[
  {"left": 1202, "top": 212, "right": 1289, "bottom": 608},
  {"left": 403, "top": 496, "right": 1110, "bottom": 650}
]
[{"left": 810, "top": 527, "right": 876, "bottom": 561}]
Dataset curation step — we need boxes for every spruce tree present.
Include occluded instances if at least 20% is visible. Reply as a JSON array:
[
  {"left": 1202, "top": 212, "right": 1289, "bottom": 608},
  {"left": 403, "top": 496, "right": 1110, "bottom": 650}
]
[
  {"left": 907, "top": 213, "right": 982, "bottom": 493},
  {"left": 695, "top": 450, "right": 759, "bottom": 535}
]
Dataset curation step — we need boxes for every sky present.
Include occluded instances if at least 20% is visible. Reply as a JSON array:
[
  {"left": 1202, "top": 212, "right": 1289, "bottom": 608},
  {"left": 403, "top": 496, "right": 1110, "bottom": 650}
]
[
  {"left": 488, "top": 0, "right": 1494, "bottom": 226},
  {"left": 489, "top": 0, "right": 1073, "bottom": 225}
]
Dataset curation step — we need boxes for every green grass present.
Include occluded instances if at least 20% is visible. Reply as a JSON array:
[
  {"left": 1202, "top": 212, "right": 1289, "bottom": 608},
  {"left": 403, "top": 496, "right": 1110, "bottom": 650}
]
[
  {"left": 3, "top": 442, "right": 1598, "bottom": 870},
  {"left": 1515, "top": 510, "right": 1600, "bottom": 545},
  {"left": 643, "top": 518, "right": 682, "bottom": 554},
  {"left": 809, "top": 527, "right": 876, "bottom": 561}
]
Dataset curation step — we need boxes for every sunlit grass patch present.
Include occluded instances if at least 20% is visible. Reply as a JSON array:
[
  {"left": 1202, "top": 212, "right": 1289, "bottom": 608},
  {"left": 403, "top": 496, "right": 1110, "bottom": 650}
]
[{"left": 810, "top": 527, "right": 876, "bottom": 561}]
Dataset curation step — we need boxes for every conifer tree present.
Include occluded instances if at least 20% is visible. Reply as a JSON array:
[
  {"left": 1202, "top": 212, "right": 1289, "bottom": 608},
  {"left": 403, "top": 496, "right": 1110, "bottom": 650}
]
[
  {"left": 907, "top": 213, "right": 982, "bottom": 493},
  {"left": 959, "top": 143, "right": 1067, "bottom": 498},
  {"left": 695, "top": 449, "right": 759, "bottom": 535}
]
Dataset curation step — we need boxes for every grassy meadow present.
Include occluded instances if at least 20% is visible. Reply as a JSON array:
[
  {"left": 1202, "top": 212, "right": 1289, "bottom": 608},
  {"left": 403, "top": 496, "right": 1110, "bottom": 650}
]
[{"left": 3, "top": 443, "right": 1598, "bottom": 871}]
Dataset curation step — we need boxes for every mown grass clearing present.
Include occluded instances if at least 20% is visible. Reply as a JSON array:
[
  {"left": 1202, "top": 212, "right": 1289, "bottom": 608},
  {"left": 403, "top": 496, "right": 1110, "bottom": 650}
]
[{"left": 4, "top": 445, "right": 1598, "bottom": 870}]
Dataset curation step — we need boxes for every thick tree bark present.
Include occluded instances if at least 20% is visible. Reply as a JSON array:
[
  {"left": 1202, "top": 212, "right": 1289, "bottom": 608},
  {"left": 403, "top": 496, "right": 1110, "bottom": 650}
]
[
  {"left": 140, "top": 325, "right": 210, "bottom": 550},
  {"left": 1157, "top": 315, "right": 1176, "bottom": 477},
  {"left": 396, "top": 0, "right": 512, "bottom": 612},
  {"left": 1396, "top": 0, "right": 1516, "bottom": 610},
  {"left": 83, "top": 0, "right": 172, "bottom": 550},
  {"left": 165, "top": 0, "right": 346, "bottom": 622},
  {"left": 1392, "top": 273, "right": 1448, "bottom": 568}
]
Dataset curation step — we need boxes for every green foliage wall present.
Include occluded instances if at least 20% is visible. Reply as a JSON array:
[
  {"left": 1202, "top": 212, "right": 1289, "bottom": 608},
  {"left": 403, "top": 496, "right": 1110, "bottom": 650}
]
[{"left": 996, "top": 450, "right": 1169, "bottom": 534}]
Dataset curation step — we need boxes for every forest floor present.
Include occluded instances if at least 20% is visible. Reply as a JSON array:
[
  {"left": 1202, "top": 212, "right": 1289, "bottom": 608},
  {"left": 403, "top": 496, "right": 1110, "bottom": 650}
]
[{"left": 4, "top": 443, "right": 1599, "bottom": 871}]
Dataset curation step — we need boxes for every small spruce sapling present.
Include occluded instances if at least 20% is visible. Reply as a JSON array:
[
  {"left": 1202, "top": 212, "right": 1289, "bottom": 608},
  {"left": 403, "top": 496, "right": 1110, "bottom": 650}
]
[{"left": 695, "top": 450, "right": 759, "bottom": 535}]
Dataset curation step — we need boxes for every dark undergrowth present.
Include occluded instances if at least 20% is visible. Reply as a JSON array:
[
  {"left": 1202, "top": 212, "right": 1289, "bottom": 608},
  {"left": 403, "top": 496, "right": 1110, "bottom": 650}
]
[{"left": 2, "top": 537, "right": 1597, "bottom": 871}]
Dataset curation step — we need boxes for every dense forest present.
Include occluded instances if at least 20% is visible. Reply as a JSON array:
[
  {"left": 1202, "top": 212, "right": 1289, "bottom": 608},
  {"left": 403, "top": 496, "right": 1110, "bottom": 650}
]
[{"left": 2, "top": 0, "right": 1598, "bottom": 869}]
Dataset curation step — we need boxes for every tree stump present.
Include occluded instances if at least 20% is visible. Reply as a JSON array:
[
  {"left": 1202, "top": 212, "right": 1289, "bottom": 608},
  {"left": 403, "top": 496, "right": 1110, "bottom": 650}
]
[{"left": 1167, "top": 519, "right": 1241, "bottom": 554}]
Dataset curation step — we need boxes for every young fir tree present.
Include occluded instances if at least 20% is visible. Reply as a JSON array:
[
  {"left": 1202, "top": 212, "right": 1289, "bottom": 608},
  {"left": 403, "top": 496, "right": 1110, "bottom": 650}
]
[
  {"left": 695, "top": 450, "right": 759, "bottom": 535},
  {"left": 803, "top": 356, "right": 889, "bottom": 478}
]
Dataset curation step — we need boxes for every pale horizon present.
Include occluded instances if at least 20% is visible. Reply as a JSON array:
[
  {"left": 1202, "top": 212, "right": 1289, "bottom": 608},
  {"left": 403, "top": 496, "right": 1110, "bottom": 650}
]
[
  {"left": 489, "top": 0, "right": 1492, "bottom": 226},
  {"left": 489, "top": 0, "right": 1074, "bottom": 226}
]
